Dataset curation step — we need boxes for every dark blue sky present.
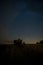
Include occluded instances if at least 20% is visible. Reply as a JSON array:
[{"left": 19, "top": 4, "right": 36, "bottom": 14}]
[{"left": 0, "top": 0, "right": 43, "bottom": 43}]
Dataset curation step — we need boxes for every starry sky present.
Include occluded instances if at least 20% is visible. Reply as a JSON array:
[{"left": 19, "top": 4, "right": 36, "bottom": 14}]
[{"left": 0, "top": 0, "right": 43, "bottom": 43}]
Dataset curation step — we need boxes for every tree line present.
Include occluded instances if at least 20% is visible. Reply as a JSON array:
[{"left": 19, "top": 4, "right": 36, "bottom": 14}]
[{"left": 13, "top": 38, "right": 43, "bottom": 46}]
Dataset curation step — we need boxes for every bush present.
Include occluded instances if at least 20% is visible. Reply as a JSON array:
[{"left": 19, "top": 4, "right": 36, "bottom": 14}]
[{"left": 36, "top": 42, "right": 39, "bottom": 44}]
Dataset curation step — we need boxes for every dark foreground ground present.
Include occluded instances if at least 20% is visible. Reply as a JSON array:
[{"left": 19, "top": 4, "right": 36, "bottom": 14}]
[{"left": 0, "top": 44, "right": 43, "bottom": 64}]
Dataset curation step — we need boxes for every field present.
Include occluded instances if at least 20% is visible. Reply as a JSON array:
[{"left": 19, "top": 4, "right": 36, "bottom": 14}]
[{"left": 0, "top": 44, "right": 43, "bottom": 63}]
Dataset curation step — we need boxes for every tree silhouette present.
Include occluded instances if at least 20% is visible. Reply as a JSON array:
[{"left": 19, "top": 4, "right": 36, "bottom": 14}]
[
  {"left": 40, "top": 40, "right": 43, "bottom": 44},
  {"left": 13, "top": 38, "right": 22, "bottom": 46},
  {"left": 36, "top": 40, "right": 43, "bottom": 44}
]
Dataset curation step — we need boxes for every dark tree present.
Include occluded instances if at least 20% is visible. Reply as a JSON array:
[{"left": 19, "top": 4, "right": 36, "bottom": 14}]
[
  {"left": 40, "top": 40, "right": 43, "bottom": 44},
  {"left": 13, "top": 38, "right": 22, "bottom": 46}
]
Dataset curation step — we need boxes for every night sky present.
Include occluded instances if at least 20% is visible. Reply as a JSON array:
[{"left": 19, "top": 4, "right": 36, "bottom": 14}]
[{"left": 0, "top": 0, "right": 43, "bottom": 43}]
